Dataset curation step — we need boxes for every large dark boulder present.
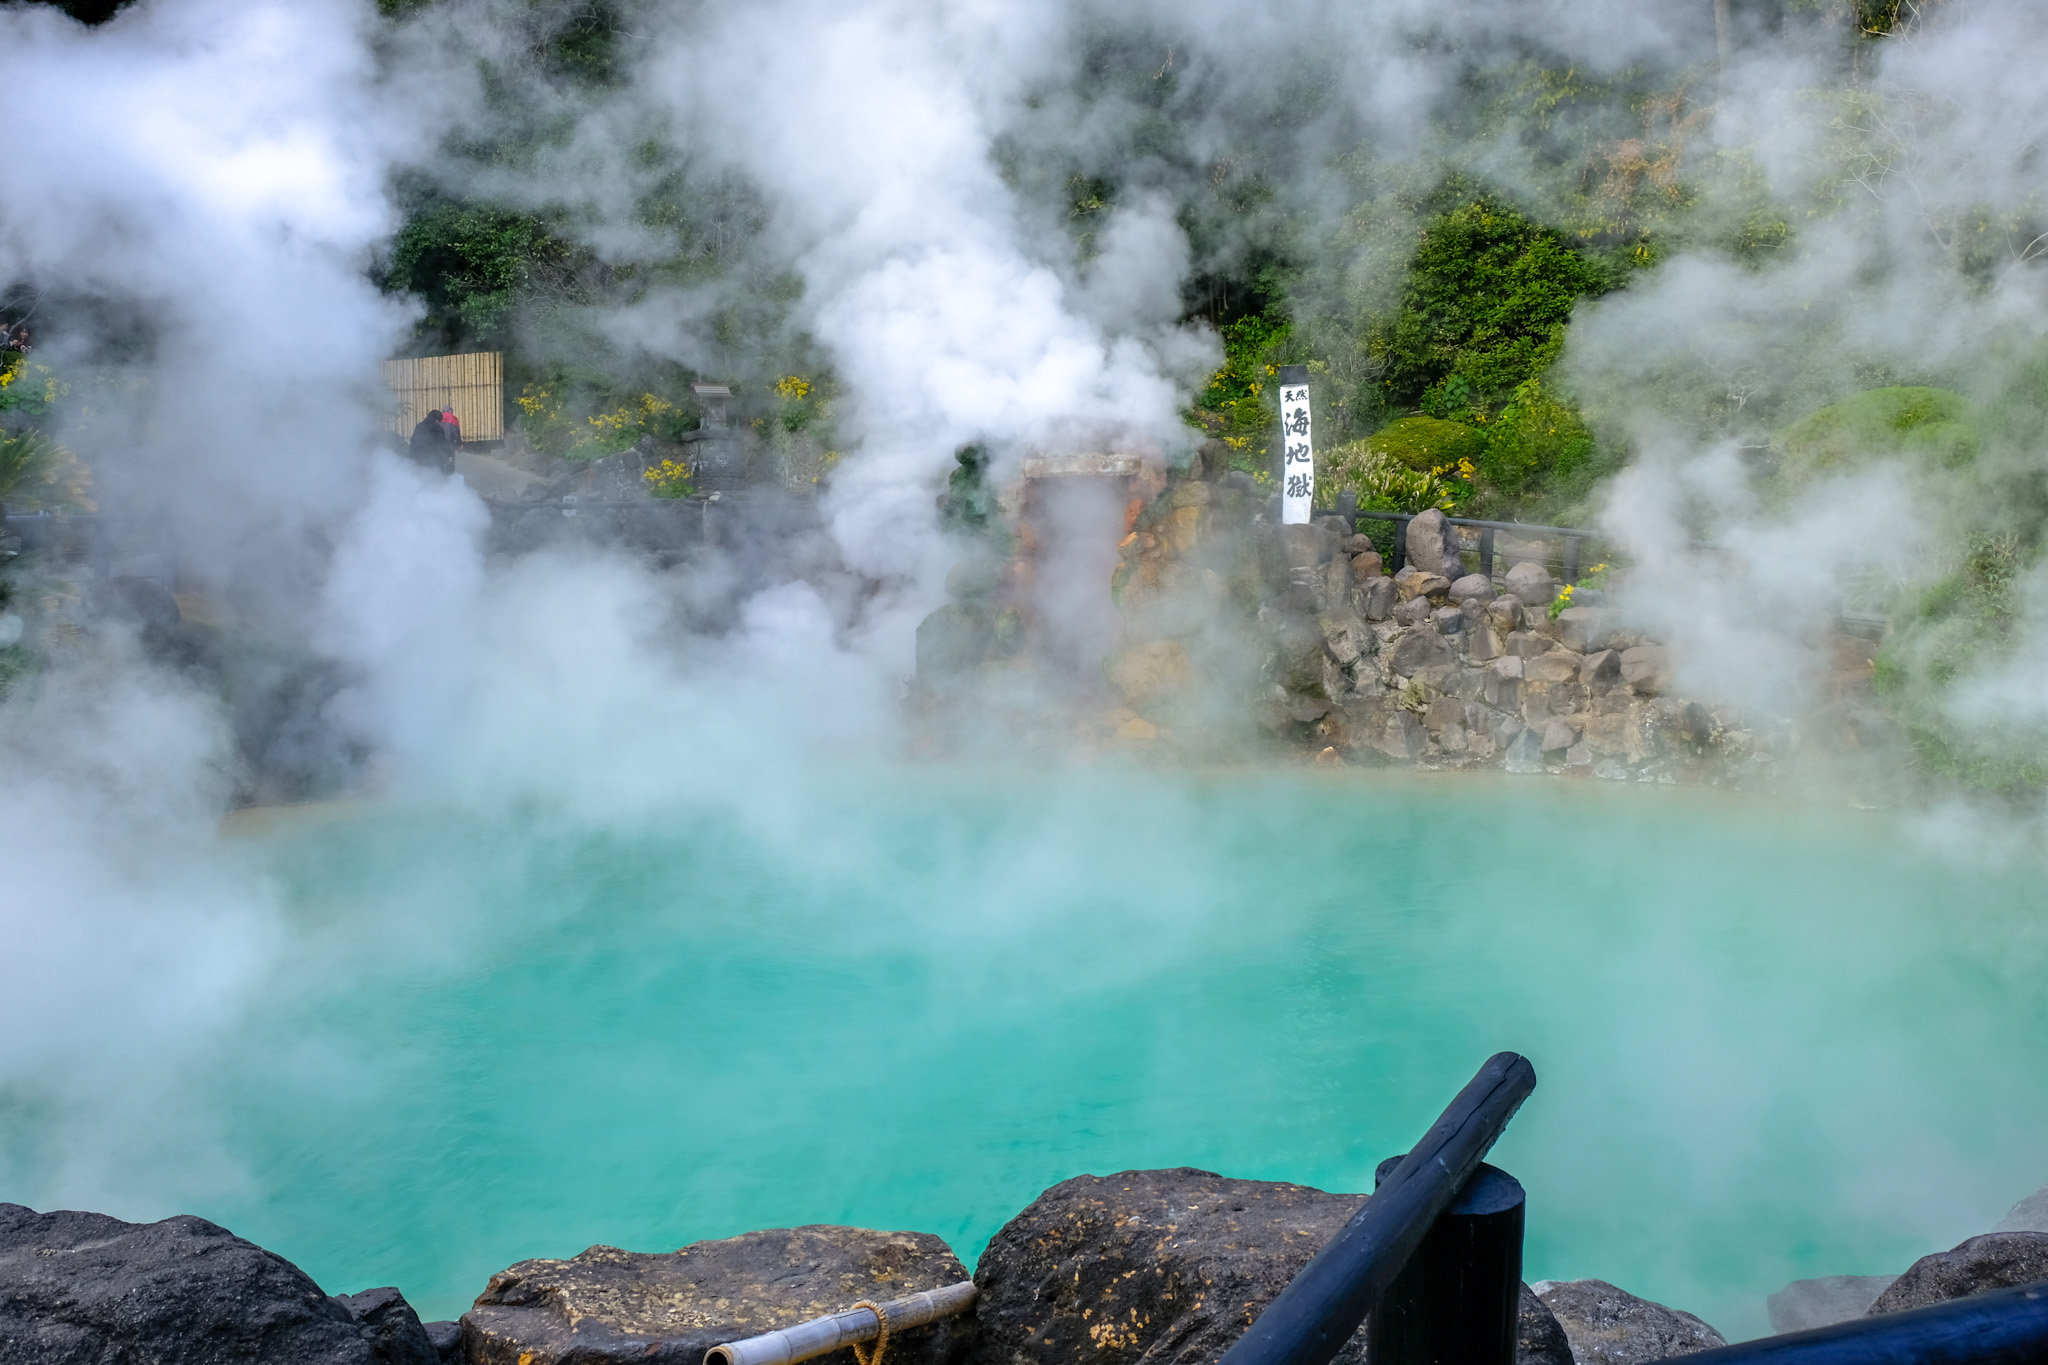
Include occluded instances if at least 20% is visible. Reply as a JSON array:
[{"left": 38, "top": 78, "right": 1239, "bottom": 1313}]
[
  {"left": 968, "top": 1168, "right": 1567, "bottom": 1365},
  {"left": 1515, "top": 1287, "right": 1574, "bottom": 1365},
  {"left": 1532, "top": 1279, "right": 1725, "bottom": 1364},
  {"left": 464, "top": 1226, "right": 973, "bottom": 1365},
  {"left": 0, "top": 1202, "right": 375, "bottom": 1365},
  {"left": 1866, "top": 1232, "right": 2048, "bottom": 1315},
  {"left": 332, "top": 1290, "right": 437, "bottom": 1365}
]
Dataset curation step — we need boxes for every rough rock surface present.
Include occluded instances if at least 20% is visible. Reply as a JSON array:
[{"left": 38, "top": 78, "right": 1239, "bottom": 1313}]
[
  {"left": 334, "top": 1288, "right": 439, "bottom": 1365},
  {"left": 1533, "top": 1279, "right": 1726, "bottom": 1364},
  {"left": 1505, "top": 561, "right": 1555, "bottom": 607},
  {"left": 1516, "top": 1287, "right": 1575, "bottom": 1365},
  {"left": 1449, "top": 573, "right": 1494, "bottom": 603},
  {"left": 1405, "top": 509, "right": 1465, "bottom": 579},
  {"left": 1866, "top": 1233, "right": 2048, "bottom": 1315},
  {"left": 0, "top": 1202, "right": 375, "bottom": 1365},
  {"left": 1619, "top": 646, "right": 1669, "bottom": 695},
  {"left": 1554, "top": 607, "right": 1620, "bottom": 654},
  {"left": 466, "top": 1226, "right": 974, "bottom": 1365},
  {"left": 1766, "top": 1276, "right": 1897, "bottom": 1333},
  {"left": 970, "top": 1169, "right": 1564, "bottom": 1365},
  {"left": 969, "top": 1169, "right": 1364, "bottom": 1365},
  {"left": 1388, "top": 624, "right": 1453, "bottom": 675},
  {"left": 1995, "top": 1186, "right": 2048, "bottom": 1233},
  {"left": 422, "top": 1320, "right": 462, "bottom": 1364}
]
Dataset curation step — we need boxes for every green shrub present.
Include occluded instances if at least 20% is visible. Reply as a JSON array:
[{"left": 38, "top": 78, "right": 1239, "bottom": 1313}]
[
  {"left": 1380, "top": 199, "right": 1617, "bottom": 411},
  {"left": 1193, "top": 314, "right": 1294, "bottom": 468},
  {"left": 1479, "top": 377, "right": 1599, "bottom": 502},
  {"left": 382, "top": 203, "right": 565, "bottom": 349},
  {"left": 1875, "top": 531, "right": 2045, "bottom": 794},
  {"left": 1360, "top": 415, "right": 1487, "bottom": 472},
  {"left": 1319, "top": 438, "right": 1471, "bottom": 515},
  {"left": 1775, "top": 386, "right": 1977, "bottom": 484}
]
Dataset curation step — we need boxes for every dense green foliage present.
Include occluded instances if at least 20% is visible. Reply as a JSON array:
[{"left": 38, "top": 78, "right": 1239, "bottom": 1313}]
[
  {"left": 1380, "top": 200, "right": 1620, "bottom": 415},
  {"left": 1877, "top": 532, "right": 2046, "bottom": 795},
  {"left": 1192, "top": 315, "right": 1297, "bottom": 477},
  {"left": 1775, "top": 386, "right": 1979, "bottom": 484},
  {"left": 1475, "top": 378, "right": 1607, "bottom": 512},
  {"left": 381, "top": 203, "right": 567, "bottom": 353},
  {"left": 1358, "top": 416, "right": 1486, "bottom": 473}
]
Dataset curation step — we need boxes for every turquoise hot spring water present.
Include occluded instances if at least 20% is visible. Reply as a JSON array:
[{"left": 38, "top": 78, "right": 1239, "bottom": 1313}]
[{"left": 7, "top": 767, "right": 2047, "bottom": 1343}]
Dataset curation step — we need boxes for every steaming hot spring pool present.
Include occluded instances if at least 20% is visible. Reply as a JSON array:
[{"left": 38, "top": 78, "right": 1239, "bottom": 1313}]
[{"left": 55, "top": 770, "right": 2048, "bottom": 1339}]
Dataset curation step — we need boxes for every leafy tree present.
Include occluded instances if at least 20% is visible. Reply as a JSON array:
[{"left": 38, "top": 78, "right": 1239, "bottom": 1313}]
[
  {"left": 381, "top": 203, "right": 566, "bottom": 352},
  {"left": 1379, "top": 199, "right": 1618, "bottom": 412}
]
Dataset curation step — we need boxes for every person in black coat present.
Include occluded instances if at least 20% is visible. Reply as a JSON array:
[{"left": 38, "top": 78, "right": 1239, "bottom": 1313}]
[{"left": 408, "top": 409, "right": 455, "bottom": 473}]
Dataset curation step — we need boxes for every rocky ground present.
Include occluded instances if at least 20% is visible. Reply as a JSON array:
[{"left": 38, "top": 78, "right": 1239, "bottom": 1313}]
[
  {"left": 6, "top": 1177, "right": 2043, "bottom": 1365},
  {"left": 915, "top": 455, "right": 1908, "bottom": 798}
]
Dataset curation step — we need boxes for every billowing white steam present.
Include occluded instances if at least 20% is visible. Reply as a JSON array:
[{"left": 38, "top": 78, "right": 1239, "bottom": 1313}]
[{"left": 6, "top": 0, "right": 2048, "bottom": 1281}]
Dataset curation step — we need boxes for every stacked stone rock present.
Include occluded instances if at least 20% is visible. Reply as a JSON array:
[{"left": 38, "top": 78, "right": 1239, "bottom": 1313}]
[
  {"left": 8, "top": 1184, "right": 2048, "bottom": 1364},
  {"left": 917, "top": 457, "right": 1896, "bottom": 784},
  {"left": 1261, "top": 507, "right": 1742, "bottom": 783}
]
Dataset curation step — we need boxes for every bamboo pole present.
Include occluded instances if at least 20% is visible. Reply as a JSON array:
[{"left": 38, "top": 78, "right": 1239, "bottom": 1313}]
[{"left": 705, "top": 1281, "right": 977, "bottom": 1365}]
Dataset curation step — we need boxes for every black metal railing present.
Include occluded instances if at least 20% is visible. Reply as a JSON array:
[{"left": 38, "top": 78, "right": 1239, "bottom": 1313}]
[
  {"left": 1220, "top": 1049, "right": 2044, "bottom": 1365},
  {"left": 1666, "top": 1282, "right": 2048, "bottom": 1363},
  {"left": 1218, "top": 1053, "right": 1537, "bottom": 1365},
  {"left": 1348, "top": 508, "right": 1606, "bottom": 583}
]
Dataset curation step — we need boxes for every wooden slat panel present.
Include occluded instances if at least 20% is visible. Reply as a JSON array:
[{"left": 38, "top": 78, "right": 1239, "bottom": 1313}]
[{"left": 381, "top": 351, "right": 504, "bottom": 443}]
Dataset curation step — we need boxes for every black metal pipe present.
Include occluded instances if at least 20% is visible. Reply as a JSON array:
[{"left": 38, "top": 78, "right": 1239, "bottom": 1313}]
[
  {"left": 1479, "top": 527, "right": 1496, "bottom": 580},
  {"left": 1366, "top": 1161, "right": 1525, "bottom": 1365},
  {"left": 1660, "top": 1282, "right": 2048, "bottom": 1365},
  {"left": 1216, "top": 1053, "right": 1538, "bottom": 1365},
  {"left": 1391, "top": 515, "right": 1411, "bottom": 573},
  {"left": 1352, "top": 509, "right": 1596, "bottom": 540}
]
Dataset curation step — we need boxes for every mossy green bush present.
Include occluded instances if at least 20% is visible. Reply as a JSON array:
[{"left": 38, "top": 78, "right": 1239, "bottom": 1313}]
[
  {"left": 1379, "top": 198, "right": 1619, "bottom": 413},
  {"left": 382, "top": 203, "right": 567, "bottom": 351},
  {"left": 1474, "top": 377, "right": 1607, "bottom": 516},
  {"left": 1776, "top": 386, "right": 1978, "bottom": 484},
  {"left": 1192, "top": 314, "right": 1295, "bottom": 475},
  {"left": 1876, "top": 531, "right": 2046, "bottom": 795},
  {"left": 1361, "top": 415, "right": 1487, "bottom": 472}
]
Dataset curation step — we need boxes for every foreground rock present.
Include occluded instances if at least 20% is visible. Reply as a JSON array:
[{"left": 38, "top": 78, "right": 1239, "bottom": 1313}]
[
  {"left": 466, "top": 1226, "right": 973, "bottom": 1365},
  {"left": 335, "top": 1288, "right": 440, "bottom": 1365},
  {"left": 1866, "top": 1232, "right": 2048, "bottom": 1315},
  {"left": 968, "top": 1168, "right": 1569, "bottom": 1365},
  {"left": 1995, "top": 1185, "right": 2048, "bottom": 1233},
  {"left": 0, "top": 1202, "right": 405, "bottom": 1365},
  {"left": 1533, "top": 1279, "right": 1725, "bottom": 1364},
  {"left": 1766, "top": 1275, "right": 1897, "bottom": 1333}
]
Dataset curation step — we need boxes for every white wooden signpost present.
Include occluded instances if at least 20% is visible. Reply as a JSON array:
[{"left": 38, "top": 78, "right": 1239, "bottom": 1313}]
[{"left": 1277, "top": 364, "right": 1313, "bottom": 525}]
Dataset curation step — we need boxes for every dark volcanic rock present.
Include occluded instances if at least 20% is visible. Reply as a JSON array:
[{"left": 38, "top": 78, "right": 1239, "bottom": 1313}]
[
  {"left": 0, "top": 1202, "right": 372, "bottom": 1365},
  {"left": 334, "top": 1288, "right": 438, "bottom": 1365},
  {"left": 1866, "top": 1232, "right": 2048, "bottom": 1315},
  {"left": 1533, "top": 1279, "right": 1725, "bottom": 1364},
  {"left": 1516, "top": 1286, "right": 1574, "bottom": 1365},
  {"left": 421, "top": 1321, "right": 462, "bottom": 1364},
  {"left": 968, "top": 1168, "right": 1368, "bottom": 1365},
  {"left": 969, "top": 1169, "right": 1565, "bottom": 1365},
  {"left": 465, "top": 1226, "right": 972, "bottom": 1365}
]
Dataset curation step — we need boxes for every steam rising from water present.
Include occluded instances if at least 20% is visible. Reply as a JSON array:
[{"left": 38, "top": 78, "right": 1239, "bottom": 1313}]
[{"left": 3, "top": 0, "right": 2048, "bottom": 1334}]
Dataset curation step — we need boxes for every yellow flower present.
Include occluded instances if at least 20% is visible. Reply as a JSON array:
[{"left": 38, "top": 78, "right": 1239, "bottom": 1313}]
[{"left": 774, "top": 375, "right": 812, "bottom": 400}]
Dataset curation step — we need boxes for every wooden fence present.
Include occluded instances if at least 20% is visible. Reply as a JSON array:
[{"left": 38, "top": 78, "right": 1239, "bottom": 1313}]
[{"left": 381, "top": 352, "right": 504, "bottom": 443}]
